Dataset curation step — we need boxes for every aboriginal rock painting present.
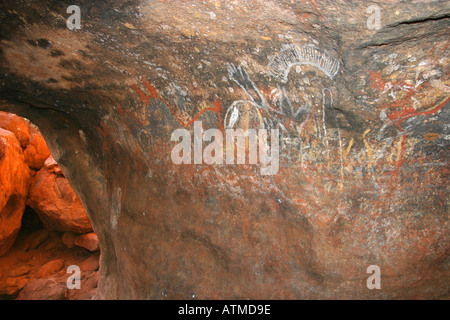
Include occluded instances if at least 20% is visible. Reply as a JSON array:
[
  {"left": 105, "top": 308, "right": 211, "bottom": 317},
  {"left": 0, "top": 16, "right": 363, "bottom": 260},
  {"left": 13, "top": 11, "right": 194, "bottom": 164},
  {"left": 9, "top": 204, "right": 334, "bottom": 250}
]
[
  {"left": 366, "top": 44, "right": 449, "bottom": 168},
  {"left": 116, "top": 42, "right": 448, "bottom": 182},
  {"left": 117, "top": 76, "right": 223, "bottom": 163},
  {"left": 224, "top": 44, "right": 347, "bottom": 165}
]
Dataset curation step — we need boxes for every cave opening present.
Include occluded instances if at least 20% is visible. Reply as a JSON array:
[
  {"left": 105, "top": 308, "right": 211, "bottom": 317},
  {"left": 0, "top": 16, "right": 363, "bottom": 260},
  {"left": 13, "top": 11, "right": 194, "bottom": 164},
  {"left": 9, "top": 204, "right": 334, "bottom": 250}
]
[
  {"left": 0, "top": 112, "right": 100, "bottom": 300},
  {"left": 19, "top": 206, "right": 44, "bottom": 234}
]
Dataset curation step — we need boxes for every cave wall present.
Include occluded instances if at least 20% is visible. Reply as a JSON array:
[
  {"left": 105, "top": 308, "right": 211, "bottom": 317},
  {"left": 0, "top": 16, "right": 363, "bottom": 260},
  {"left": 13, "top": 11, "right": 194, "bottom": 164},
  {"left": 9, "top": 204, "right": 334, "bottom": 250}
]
[{"left": 0, "top": 0, "right": 449, "bottom": 299}]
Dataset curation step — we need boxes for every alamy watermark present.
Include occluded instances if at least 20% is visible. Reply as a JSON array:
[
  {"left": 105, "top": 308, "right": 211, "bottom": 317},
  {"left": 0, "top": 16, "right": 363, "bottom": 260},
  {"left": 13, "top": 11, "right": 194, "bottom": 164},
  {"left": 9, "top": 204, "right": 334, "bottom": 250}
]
[
  {"left": 366, "top": 265, "right": 381, "bottom": 289},
  {"left": 171, "top": 121, "right": 280, "bottom": 175},
  {"left": 66, "top": 5, "right": 81, "bottom": 30},
  {"left": 366, "top": 5, "right": 381, "bottom": 31},
  {"left": 66, "top": 265, "right": 81, "bottom": 289}
]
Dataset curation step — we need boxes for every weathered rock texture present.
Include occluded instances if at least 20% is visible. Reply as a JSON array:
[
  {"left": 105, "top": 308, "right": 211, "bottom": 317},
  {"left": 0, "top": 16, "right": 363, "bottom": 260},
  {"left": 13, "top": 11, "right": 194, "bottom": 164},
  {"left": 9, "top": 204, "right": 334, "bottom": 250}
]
[
  {"left": 27, "top": 165, "right": 93, "bottom": 233},
  {"left": 0, "top": 129, "right": 31, "bottom": 256},
  {"left": 0, "top": 229, "right": 99, "bottom": 299},
  {"left": 24, "top": 127, "right": 51, "bottom": 170},
  {"left": 0, "top": 111, "right": 94, "bottom": 256},
  {"left": 0, "top": 113, "right": 31, "bottom": 149},
  {"left": 0, "top": 0, "right": 449, "bottom": 299}
]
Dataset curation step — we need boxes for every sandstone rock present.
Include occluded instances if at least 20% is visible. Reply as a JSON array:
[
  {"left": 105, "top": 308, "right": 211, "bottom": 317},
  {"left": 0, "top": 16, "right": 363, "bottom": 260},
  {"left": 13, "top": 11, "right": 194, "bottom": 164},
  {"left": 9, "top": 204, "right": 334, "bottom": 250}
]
[
  {"left": 22, "top": 229, "right": 50, "bottom": 251},
  {"left": 79, "top": 253, "right": 100, "bottom": 272},
  {"left": 0, "top": 275, "right": 29, "bottom": 296},
  {"left": 0, "top": 128, "right": 31, "bottom": 256},
  {"left": 67, "top": 271, "right": 99, "bottom": 300},
  {"left": 16, "top": 251, "right": 33, "bottom": 263},
  {"left": 23, "top": 129, "right": 50, "bottom": 170},
  {"left": 35, "top": 259, "right": 64, "bottom": 278},
  {"left": 8, "top": 265, "right": 31, "bottom": 277},
  {"left": 0, "top": 112, "right": 31, "bottom": 149},
  {"left": 16, "top": 278, "right": 67, "bottom": 300},
  {"left": 44, "top": 155, "right": 57, "bottom": 169},
  {"left": 44, "top": 155, "right": 63, "bottom": 175},
  {"left": 62, "top": 232, "right": 77, "bottom": 249},
  {"left": 26, "top": 167, "right": 92, "bottom": 233},
  {"left": 42, "top": 234, "right": 61, "bottom": 251},
  {"left": 1, "top": 0, "right": 449, "bottom": 300},
  {"left": 74, "top": 233, "right": 100, "bottom": 252}
]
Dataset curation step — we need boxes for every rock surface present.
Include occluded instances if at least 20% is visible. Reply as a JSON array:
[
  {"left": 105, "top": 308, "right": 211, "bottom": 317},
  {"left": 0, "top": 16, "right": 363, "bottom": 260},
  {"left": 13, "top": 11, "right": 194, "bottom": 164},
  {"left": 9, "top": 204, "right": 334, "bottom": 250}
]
[
  {"left": 73, "top": 233, "right": 100, "bottom": 252},
  {"left": 8, "top": 265, "right": 31, "bottom": 278},
  {"left": 16, "top": 278, "right": 68, "bottom": 300},
  {"left": 23, "top": 127, "right": 51, "bottom": 170},
  {"left": 61, "top": 232, "right": 77, "bottom": 249},
  {"left": 0, "top": 112, "right": 31, "bottom": 149},
  {"left": 0, "top": 0, "right": 449, "bottom": 299},
  {"left": 0, "top": 110, "right": 92, "bottom": 257},
  {"left": 0, "top": 229, "right": 99, "bottom": 300},
  {"left": 0, "top": 128, "right": 31, "bottom": 256},
  {"left": 22, "top": 229, "right": 50, "bottom": 251},
  {"left": 35, "top": 259, "right": 65, "bottom": 278},
  {"left": 44, "top": 155, "right": 63, "bottom": 175},
  {"left": 26, "top": 167, "right": 93, "bottom": 233}
]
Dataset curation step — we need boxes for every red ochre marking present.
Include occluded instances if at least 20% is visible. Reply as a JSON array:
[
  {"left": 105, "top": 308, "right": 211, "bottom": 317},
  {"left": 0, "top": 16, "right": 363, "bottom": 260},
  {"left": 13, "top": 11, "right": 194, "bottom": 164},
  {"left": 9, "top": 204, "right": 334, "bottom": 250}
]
[
  {"left": 388, "top": 96, "right": 450, "bottom": 131},
  {"left": 121, "top": 77, "right": 223, "bottom": 131},
  {"left": 368, "top": 71, "right": 449, "bottom": 130}
]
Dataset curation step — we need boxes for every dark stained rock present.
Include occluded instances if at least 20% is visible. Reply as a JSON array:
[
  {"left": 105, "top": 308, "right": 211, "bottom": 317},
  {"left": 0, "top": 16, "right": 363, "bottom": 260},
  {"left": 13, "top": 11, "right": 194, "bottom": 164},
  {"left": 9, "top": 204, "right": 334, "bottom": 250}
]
[{"left": 0, "top": 0, "right": 449, "bottom": 299}]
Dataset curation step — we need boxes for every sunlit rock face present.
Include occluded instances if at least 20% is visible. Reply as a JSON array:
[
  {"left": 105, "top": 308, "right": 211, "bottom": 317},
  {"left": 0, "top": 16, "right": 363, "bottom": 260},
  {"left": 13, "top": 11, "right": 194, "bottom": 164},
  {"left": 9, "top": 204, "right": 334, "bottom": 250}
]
[
  {"left": 26, "top": 165, "right": 93, "bottom": 234},
  {"left": 0, "top": 111, "right": 93, "bottom": 239},
  {"left": 0, "top": 112, "right": 99, "bottom": 299},
  {"left": 0, "top": 0, "right": 448, "bottom": 299},
  {"left": 0, "top": 129, "right": 31, "bottom": 256}
]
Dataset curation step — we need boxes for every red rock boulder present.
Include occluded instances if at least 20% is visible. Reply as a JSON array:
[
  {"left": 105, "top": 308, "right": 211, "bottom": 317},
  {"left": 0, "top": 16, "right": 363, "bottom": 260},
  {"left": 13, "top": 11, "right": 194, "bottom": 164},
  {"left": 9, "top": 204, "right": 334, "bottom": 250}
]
[
  {"left": 74, "top": 233, "right": 100, "bottom": 252},
  {"left": 16, "top": 278, "right": 68, "bottom": 300},
  {"left": 0, "top": 112, "right": 31, "bottom": 149},
  {"left": 23, "top": 127, "right": 51, "bottom": 170},
  {"left": 26, "top": 166, "right": 92, "bottom": 234},
  {"left": 44, "top": 155, "right": 63, "bottom": 175},
  {"left": 0, "top": 128, "right": 31, "bottom": 256}
]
